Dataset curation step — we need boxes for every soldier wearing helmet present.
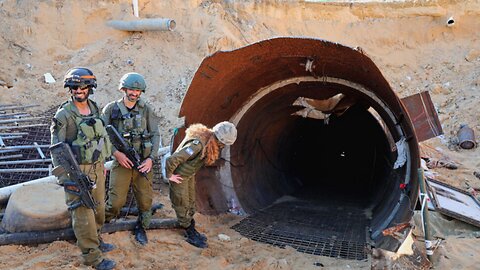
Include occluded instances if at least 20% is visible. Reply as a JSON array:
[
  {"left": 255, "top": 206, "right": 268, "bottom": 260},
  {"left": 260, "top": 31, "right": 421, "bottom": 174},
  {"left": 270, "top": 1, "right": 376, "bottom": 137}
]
[
  {"left": 166, "top": 121, "right": 237, "bottom": 248},
  {"left": 101, "top": 72, "right": 160, "bottom": 245},
  {"left": 50, "top": 68, "right": 116, "bottom": 270}
]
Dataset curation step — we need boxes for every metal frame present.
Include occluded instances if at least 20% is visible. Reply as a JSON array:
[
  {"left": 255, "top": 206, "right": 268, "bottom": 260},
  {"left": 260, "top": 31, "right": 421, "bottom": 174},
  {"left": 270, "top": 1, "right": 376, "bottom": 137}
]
[{"left": 426, "top": 177, "right": 480, "bottom": 228}]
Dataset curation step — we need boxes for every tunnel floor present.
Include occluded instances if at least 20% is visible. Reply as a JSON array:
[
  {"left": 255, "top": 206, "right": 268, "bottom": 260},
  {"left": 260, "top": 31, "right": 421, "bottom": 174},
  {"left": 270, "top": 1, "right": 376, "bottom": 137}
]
[{"left": 231, "top": 189, "right": 371, "bottom": 260}]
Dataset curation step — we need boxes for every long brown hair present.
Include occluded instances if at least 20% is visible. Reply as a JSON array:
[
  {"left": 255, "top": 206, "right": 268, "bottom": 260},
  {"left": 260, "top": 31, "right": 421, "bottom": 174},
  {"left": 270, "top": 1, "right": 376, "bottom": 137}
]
[{"left": 185, "top": 123, "right": 221, "bottom": 165}]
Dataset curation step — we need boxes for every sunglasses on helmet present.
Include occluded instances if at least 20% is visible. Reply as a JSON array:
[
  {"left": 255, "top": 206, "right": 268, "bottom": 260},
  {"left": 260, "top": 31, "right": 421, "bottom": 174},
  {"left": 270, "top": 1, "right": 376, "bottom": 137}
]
[{"left": 69, "top": 85, "right": 90, "bottom": 91}]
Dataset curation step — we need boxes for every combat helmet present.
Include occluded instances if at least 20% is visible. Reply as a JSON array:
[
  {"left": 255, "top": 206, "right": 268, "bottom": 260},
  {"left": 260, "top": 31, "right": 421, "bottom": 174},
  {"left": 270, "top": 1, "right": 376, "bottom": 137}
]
[
  {"left": 213, "top": 121, "right": 237, "bottom": 146},
  {"left": 118, "top": 72, "right": 146, "bottom": 92},
  {"left": 63, "top": 67, "right": 97, "bottom": 94}
]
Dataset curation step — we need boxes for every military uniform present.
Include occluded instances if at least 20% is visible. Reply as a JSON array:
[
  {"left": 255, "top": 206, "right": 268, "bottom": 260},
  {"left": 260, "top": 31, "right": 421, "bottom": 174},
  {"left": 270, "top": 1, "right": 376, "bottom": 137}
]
[
  {"left": 166, "top": 137, "right": 205, "bottom": 228},
  {"left": 50, "top": 99, "right": 111, "bottom": 267},
  {"left": 102, "top": 98, "right": 160, "bottom": 228}
]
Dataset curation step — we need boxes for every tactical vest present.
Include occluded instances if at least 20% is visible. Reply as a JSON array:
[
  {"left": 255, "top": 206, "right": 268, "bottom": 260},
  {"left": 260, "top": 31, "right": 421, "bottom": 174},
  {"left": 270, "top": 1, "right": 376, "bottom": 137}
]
[
  {"left": 62, "top": 102, "right": 112, "bottom": 164},
  {"left": 110, "top": 101, "right": 153, "bottom": 159},
  {"left": 174, "top": 139, "right": 205, "bottom": 177}
]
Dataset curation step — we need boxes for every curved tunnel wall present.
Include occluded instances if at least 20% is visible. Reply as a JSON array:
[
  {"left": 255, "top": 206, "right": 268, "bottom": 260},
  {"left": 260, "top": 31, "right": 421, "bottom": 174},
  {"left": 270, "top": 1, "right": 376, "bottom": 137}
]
[{"left": 178, "top": 37, "right": 420, "bottom": 251}]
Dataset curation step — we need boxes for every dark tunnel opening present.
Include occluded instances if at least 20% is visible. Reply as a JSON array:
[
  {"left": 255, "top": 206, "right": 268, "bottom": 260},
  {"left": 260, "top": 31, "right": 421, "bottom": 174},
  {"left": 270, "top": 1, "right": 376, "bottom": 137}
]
[
  {"left": 289, "top": 104, "right": 392, "bottom": 207},
  {"left": 178, "top": 37, "right": 421, "bottom": 255},
  {"left": 226, "top": 84, "right": 402, "bottom": 257},
  {"left": 234, "top": 97, "right": 394, "bottom": 211}
]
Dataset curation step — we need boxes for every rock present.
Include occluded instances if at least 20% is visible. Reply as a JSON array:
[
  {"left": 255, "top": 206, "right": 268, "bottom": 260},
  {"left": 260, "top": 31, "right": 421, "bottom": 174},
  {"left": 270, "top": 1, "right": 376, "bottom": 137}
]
[
  {"left": 1, "top": 182, "right": 70, "bottom": 233},
  {"left": 431, "top": 83, "right": 450, "bottom": 95},
  {"left": 0, "top": 77, "right": 13, "bottom": 88},
  {"left": 239, "top": 237, "right": 249, "bottom": 244},
  {"left": 218, "top": 233, "right": 231, "bottom": 241},
  {"left": 465, "top": 49, "right": 480, "bottom": 62}
]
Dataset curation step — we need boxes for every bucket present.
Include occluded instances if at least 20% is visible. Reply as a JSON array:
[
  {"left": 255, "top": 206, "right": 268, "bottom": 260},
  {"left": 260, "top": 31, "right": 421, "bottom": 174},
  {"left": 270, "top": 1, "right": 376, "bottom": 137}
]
[{"left": 457, "top": 125, "right": 476, "bottom": 149}]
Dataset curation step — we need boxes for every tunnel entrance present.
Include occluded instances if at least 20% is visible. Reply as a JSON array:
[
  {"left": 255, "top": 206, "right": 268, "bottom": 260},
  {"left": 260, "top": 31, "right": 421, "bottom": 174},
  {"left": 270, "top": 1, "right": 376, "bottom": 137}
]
[
  {"left": 231, "top": 99, "right": 393, "bottom": 260},
  {"left": 177, "top": 37, "right": 424, "bottom": 255}
]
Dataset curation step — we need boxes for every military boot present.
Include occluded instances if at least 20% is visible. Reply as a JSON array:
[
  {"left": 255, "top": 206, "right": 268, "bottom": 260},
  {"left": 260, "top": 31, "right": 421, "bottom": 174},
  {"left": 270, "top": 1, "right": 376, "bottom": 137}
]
[
  {"left": 94, "top": 259, "right": 116, "bottom": 270},
  {"left": 185, "top": 225, "right": 208, "bottom": 248},
  {"left": 190, "top": 219, "right": 207, "bottom": 242},
  {"left": 99, "top": 240, "right": 115, "bottom": 253},
  {"left": 133, "top": 222, "right": 148, "bottom": 245}
]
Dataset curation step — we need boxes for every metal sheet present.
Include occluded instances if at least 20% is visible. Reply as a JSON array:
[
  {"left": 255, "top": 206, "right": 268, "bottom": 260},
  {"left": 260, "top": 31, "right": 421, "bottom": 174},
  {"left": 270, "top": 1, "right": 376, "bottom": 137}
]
[
  {"left": 401, "top": 91, "right": 443, "bottom": 142},
  {"left": 181, "top": 37, "right": 412, "bottom": 129}
]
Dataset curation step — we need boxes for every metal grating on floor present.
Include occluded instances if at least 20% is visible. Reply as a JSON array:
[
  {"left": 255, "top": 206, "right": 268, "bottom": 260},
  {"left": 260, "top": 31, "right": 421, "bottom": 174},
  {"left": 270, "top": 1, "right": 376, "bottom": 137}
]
[{"left": 232, "top": 200, "right": 370, "bottom": 260}]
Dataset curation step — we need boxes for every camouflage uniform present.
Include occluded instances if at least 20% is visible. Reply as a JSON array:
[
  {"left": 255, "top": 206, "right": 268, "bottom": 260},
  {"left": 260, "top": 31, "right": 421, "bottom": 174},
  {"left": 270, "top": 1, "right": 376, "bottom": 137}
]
[
  {"left": 166, "top": 136, "right": 205, "bottom": 228},
  {"left": 50, "top": 99, "right": 109, "bottom": 267},
  {"left": 102, "top": 98, "right": 160, "bottom": 228}
]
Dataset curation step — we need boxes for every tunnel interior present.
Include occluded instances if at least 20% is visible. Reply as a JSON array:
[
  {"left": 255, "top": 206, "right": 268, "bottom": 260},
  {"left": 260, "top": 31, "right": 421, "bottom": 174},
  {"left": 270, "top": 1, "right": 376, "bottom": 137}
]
[
  {"left": 223, "top": 83, "right": 406, "bottom": 259},
  {"left": 231, "top": 82, "right": 399, "bottom": 212},
  {"left": 225, "top": 82, "right": 409, "bottom": 258},
  {"left": 180, "top": 38, "right": 419, "bottom": 255},
  {"left": 289, "top": 103, "right": 391, "bottom": 207}
]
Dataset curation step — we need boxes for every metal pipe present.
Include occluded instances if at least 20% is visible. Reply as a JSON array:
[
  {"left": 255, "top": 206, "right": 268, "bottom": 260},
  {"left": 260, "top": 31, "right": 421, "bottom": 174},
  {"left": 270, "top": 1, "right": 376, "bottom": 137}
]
[
  {"left": 0, "top": 135, "right": 23, "bottom": 147},
  {"left": 0, "top": 124, "right": 49, "bottom": 130},
  {"left": 107, "top": 18, "right": 176, "bottom": 32},
  {"left": 1, "top": 136, "right": 23, "bottom": 140},
  {"left": 0, "top": 154, "right": 23, "bottom": 160},
  {"left": 0, "top": 218, "right": 179, "bottom": 245},
  {"left": 0, "top": 113, "right": 30, "bottom": 118},
  {"left": 0, "top": 175, "right": 57, "bottom": 204},
  {"left": 132, "top": 0, "right": 139, "bottom": 17},
  {"left": 0, "top": 132, "right": 29, "bottom": 136},
  {"left": 446, "top": 16, "right": 455, "bottom": 27},
  {"left": 119, "top": 203, "right": 163, "bottom": 216},
  {"left": 34, "top": 142, "right": 46, "bottom": 159},
  {"left": 0, "top": 117, "right": 45, "bottom": 124},
  {"left": 0, "top": 103, "right": 19, "bottom": 107},
  {"left": 0, "top": 149, "right": 20, "bottom": 154},
  {"left": 0, "top": 144, "right": 50, "bottom": 150},
  {"left": 0, "top": 104, "right": 38, "bottom": 111},
  {"left": 418, "top": 168, "right": 433, "bottom": 262},
  {"left": 0, "top": 159, "right": 52, "bottom": 165},
  {"left": 0, "top": 168, "right": 50, "bottom": 173}
]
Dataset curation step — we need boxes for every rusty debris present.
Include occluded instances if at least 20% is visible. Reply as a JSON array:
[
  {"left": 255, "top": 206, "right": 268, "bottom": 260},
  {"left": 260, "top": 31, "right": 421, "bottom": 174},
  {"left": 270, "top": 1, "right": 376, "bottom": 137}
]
[{"left": 382, "top": 222, "right": 411, "bottom": 237}]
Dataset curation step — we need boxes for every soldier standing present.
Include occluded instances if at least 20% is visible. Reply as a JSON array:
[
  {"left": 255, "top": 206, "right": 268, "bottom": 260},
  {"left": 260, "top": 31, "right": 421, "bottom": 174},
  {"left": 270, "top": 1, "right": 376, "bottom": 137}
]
[
  {"left": 50, "top": 68, "right": 116, "bottom": 270},
  {"left": 166, "top": 122, "right": 237, "bottom": 248},
  {"left": 102, "top": 72, "right": 160, "bottom": 245}
]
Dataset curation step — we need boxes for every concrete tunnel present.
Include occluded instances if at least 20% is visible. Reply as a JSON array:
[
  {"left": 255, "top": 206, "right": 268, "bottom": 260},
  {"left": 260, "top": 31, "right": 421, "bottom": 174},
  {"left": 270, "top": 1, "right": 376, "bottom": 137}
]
[{"left": 175, "top": 37, "right": 421, "bottom": 253}]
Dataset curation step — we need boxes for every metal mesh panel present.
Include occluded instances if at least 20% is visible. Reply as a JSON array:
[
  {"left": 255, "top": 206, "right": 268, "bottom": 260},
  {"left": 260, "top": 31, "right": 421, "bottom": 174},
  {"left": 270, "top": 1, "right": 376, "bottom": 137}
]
[
  {"left": 0, "top": 107, "right": 55, "bottom": 187},
  {"left": 232, "top": 200, "right": 370, "bottom": 260}
]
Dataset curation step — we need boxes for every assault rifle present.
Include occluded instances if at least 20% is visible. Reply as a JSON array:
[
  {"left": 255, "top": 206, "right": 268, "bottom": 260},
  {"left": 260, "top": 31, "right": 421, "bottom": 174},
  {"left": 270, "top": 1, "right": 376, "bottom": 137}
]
[
  {"left": 49, "top": 142, "right": 98, "bottom": 213},
  {"left": 106, "top": 125, "right": 148, "bottom": 178}
]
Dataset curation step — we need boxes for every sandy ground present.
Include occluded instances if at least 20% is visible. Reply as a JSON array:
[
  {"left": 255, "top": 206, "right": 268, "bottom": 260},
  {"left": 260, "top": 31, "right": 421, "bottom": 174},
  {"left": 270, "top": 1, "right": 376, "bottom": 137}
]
[
  {"left": 1, "top": 0, "right": 480, "bottom": 269},
  {"left": 0, "top": 184, "right": 372, "bottom": 270}
]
